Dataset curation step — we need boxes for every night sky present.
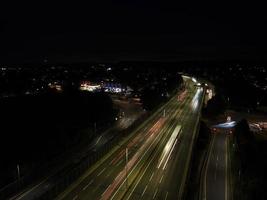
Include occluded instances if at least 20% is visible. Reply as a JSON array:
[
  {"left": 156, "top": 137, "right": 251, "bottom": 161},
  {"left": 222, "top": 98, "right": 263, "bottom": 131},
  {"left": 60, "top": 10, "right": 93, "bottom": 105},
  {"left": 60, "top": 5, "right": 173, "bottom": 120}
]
[{"left": 1, "top": 1, "right": 267, "bottom": 63}]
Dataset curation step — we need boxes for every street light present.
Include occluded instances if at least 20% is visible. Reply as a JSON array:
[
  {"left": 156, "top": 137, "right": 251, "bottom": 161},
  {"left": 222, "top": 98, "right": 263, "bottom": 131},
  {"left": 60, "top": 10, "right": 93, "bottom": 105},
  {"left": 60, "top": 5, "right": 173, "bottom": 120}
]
[{"left": 17, "top": 164, "right": 20, "bottom": 180}]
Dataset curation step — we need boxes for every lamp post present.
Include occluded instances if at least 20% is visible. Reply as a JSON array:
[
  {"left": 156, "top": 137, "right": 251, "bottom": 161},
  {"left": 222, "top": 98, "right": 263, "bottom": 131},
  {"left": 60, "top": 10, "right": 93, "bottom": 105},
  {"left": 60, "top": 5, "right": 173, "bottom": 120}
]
[
  {"left": 17, "top": 164, "right": 20, "bottom": 180},
  {"left": 94, "top": 122, "right": 97, "bottom": 134}
]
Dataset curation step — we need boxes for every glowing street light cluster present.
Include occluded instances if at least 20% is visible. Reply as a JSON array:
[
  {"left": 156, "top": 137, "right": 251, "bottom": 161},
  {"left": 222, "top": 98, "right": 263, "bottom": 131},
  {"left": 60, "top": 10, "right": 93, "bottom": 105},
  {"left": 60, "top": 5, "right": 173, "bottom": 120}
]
[{"left": 80, "top": 82, "right": 101, "bottom": 92}]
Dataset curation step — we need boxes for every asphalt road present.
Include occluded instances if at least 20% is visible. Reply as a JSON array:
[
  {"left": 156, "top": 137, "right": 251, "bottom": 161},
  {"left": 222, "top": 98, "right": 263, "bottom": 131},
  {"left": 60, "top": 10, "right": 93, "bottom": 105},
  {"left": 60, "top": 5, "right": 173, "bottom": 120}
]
[
  {"left": 203, "top": 132, "right": 229, "bottom": 200},
  {"left": 8, "top": 91, "right": 144, "bottom": 200},
  {"left": 57, "top": 77, "right": 205, "bottom": 200},
  {"left": 111, "top": 87, "right": 204, "bottom": 200}
]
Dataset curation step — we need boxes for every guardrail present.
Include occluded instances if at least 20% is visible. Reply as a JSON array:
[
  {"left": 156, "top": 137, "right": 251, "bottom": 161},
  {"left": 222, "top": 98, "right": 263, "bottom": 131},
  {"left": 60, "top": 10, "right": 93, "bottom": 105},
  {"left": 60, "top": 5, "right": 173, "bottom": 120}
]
[{"left": 1, "top": 85, "right": 185, "bottom": 200}]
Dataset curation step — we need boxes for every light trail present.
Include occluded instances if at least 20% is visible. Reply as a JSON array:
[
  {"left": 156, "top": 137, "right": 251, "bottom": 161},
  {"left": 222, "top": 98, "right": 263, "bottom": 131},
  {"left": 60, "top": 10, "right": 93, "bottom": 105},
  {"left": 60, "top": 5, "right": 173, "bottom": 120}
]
[
  {"left": 111, "top": 119, "right": 162, "bottom": 165},
  {"left": 157, "top": 125, "right": 181, "bottom": 169},
  {"left": 100, "top": 118, "right": 166, "bottom": 200}
]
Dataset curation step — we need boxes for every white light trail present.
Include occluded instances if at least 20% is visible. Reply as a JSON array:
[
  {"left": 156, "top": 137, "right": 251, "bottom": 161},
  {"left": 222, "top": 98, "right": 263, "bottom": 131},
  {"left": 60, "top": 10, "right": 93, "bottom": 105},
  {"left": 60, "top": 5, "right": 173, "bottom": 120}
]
[{"left": 157, "top": 125, "right": 181, "bottom": 169}]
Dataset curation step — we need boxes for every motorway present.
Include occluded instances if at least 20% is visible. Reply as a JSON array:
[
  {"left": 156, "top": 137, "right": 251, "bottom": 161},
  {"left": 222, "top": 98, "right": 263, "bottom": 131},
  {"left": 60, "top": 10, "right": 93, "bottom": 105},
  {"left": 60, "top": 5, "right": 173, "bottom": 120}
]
[
  {"left": 202, "top": 132, "right": 229, "bottom": 200},
  {"left": 57, "top": 76, "right": 204, "bottom": 200},
  {"left": 8, "top": 92, "right": 144, "bottom": 200}
]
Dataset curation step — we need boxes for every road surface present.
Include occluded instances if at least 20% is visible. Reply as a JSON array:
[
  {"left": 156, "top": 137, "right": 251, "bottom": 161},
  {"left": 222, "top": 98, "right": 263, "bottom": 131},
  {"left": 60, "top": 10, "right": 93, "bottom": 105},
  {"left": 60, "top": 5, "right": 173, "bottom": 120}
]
[
  {"left": 202, "top": 132, "right": 229, "bottom": 200},
  {"left": 57, "top": 76, "right": 205, "bottom": 200},
  {"left": 8, "top": 93, "right": 144, "bottom": 200}
]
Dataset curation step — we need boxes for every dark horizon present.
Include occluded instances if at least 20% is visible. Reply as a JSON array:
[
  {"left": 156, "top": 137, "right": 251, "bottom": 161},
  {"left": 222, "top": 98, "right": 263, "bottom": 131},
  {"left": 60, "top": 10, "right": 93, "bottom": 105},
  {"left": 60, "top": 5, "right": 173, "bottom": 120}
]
[{"left": 1, "top": 2, "right": 267, "bottom": 64}]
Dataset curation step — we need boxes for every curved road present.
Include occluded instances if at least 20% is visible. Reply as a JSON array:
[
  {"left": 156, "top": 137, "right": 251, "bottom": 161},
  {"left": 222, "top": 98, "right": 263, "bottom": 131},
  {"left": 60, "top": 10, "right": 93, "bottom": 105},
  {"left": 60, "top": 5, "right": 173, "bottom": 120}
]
[{"left": 56, "top": 77, "right": 205, "bottom": 200}]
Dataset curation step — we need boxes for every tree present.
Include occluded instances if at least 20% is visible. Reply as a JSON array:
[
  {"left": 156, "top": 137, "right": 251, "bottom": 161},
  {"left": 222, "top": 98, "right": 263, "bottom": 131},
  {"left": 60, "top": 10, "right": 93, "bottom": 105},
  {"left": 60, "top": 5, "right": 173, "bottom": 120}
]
[{"left": 205, "top": 94, "right": 226, "bottom": 116}]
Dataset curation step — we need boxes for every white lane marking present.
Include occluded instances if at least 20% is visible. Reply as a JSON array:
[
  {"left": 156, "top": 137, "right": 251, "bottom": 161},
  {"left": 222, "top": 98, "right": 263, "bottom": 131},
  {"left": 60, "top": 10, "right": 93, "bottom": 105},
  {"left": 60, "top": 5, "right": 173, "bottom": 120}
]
[
  {"left": 83, "top": 180, "right": 94, "bottom": 190},
  {"left": 115, "top": 159, "right": 123, "bottom": 167},
  {"left": 165, "top": 192, "right": 168, "bottom": 200},
  {"left": 14, "top": 173, "right": 53, "bottom": 200},
  {"left": 123, "top": 140, "right": 163, "bottom": 200},
  {"left": 83, "top": 185, "right": 88, "bottom": 191},
  {"left": 101, "top": 184, "right": 111, "bottom": 196},
  {"left": 153, "top": 188, "right": 158, "bottom": 199},
  {"left": 204, "top": 134, "right": 216, "bottom": 200},
  {"left": 217, "top": 155, "right": 218, "bottom": 161},
  {"left": 159, "top": 175, "right": 164, "bottom": 183},
  {"left": 111, "top": 117, "right": 170, "bottom": 200},
  {"left": 88, "top": 179, "right": 94, "bottom": 185},
  {"left": 97, "top": 168, "right": 106, "bottom": 176},
  {"left": 149, "top": 172, "right": 154, "bottom": 181},
  {"left": 141, "top": 185, "right": 148, "bottom": 197},
  {"left": 73, "top": 195, "right": 78, "bottom": 200},
  {"left": 95, "top": 135, "right": 102, "bottom": 145}
]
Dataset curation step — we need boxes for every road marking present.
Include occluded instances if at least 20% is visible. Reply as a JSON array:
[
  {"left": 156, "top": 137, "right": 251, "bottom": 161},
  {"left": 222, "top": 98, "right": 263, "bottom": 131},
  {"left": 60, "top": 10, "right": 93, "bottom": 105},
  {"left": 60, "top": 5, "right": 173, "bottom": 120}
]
[
  {"left": 165, "top": 192, "right": 168, "bottom": 200},
  {"left": 204, "top": 134, "right": 216, "bottom": 200},
  {"left": 83, "top": 185, "right": 88, "bottom": 191},
  {"left": 88, "top": 179, "right": 94, "bottom": 185},
  {"left": 111, "top": 150, "right": 125, "bottom": 165},
  {"left": 122, "top": 128, "right": 171, "bottom": 200},
  {"left": 106, "top": 89, "right": 194, "bottom": 200},
  {"left": 57, "top": 93, "right": 180, "bottom": 200},
  {"left": 217, "top": 155, "right": 218, "bottom": 161},
  {"left": 149, "top": 172, "right": 154, "bottom": 181},
  {"left": 115, "top": 159, "right": 123, "bottom": 167},
  {"left": 153, "top": 188, "right": 158, "bottom": 199},
  {"left": 83, "top": 179, "right": 94, "bottom": 190},
  {"left": 102, "top": 184, "right": 111, "bottom": 196},
  {"left": 111, "top": 122, "right": 167, "bottom": 200},
  {"left": 141, "top": 185, "right": 148, "bottom": 197},
  {"left": 13, "top": 172, "right": 53, "bottom": 200},
  {"left": 95, "top": 135, "right": 102, "bottom": 145},
  {"left": 159, "top": 175, "right": 164, "bottom": 183},
  {"left": 73, "top": 195, "right": 78, "bottom": 200},
  {"left": 97, "top": 168, "right": 106, "bottom": 176}
]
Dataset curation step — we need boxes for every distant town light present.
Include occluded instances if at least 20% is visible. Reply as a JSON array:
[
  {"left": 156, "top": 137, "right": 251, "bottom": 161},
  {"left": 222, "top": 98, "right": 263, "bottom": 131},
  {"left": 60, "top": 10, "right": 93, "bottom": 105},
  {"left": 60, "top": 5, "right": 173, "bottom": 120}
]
[
  {"left": 48, "top": 82, "right": 62, "bottom": 91},
  {"left": 80, "top": 81, "right": 101, "bottom": 92}
]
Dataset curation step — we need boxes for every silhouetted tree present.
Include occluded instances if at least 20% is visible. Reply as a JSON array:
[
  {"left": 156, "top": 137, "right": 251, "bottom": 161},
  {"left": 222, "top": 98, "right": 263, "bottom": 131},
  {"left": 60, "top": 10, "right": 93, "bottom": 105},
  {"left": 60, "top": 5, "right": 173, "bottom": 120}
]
[{"left": 204, "top": 94, "right": 226, "bottom": 116}]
